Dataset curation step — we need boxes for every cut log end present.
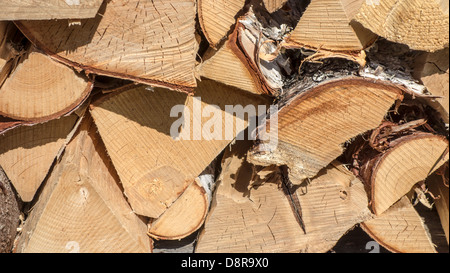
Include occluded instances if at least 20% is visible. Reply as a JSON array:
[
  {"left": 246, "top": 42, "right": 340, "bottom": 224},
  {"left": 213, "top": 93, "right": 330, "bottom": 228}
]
[
  {"left": 369, "top": 133, "right": 449, "bottom": 216},
  {"left": 362, "top": 197, "right": 437, "bottom": 253},
  {"left": 353, "top": 0, "right": 449, "bottom": 52},
  {"left": 248, "top": 77, "right": 404, "bottom": 183},
  {"left": 285, "top": 0, "right": 378, "bottom": 52},
  {"left": 0, "top": 115, "right": 79, "bottom": 202},
  {"left": 0, "top": 166, "right": 20, "bottom": 253}
]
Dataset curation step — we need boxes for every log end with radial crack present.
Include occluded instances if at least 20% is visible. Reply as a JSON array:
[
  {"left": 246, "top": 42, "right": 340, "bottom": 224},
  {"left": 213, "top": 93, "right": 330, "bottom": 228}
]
[
  {"left": 343, "top": 98, "right": 449, "bottom": 216},
  {"left": 285, "top": 0, "right": 377, "bottom": 52},
  {"left": 353, "top": 0, "right": 449, "bottom": 52},
  {"left": 196, "top": 138, "right": 371, "bottom": 253}
]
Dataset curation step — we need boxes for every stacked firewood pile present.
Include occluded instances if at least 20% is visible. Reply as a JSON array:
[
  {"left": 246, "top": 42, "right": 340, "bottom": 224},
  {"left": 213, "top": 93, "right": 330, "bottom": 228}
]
[{"left": 0, "top": 0, "right": 448, "bottom": 253}]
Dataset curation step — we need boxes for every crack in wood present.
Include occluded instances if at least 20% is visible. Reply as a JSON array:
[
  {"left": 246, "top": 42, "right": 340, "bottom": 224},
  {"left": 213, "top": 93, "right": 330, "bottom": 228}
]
[{"left": 280, "top": 165, "right": 306, "bottom": 234}]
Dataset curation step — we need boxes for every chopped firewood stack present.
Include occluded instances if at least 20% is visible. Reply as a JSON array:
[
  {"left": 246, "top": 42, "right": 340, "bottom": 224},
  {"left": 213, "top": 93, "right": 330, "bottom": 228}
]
[{"left": 0, "top": 0, "right": 448, "bottom": 253}]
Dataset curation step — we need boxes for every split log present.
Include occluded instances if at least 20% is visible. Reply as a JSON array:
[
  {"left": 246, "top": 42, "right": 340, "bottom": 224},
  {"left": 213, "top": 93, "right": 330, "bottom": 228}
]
[
  {"left": 248, "top": 76, "right": 404, "bottom": 184},
  {"left": 15, "top": 115, "right": 151, "bottom": 253},
  {"left": 15, "top": 0, "right": 198, "bottom": 93},
  {"left": 356, "top": 132, "right": 448, "bottom": 216},
  {"left": 285, "top": 0, "right": 377, "bottom": 52},
  {"left": 0, "top": 117, "right": 23, "bottom": 136},
  {"left": 197, "top": 41, "right": 260, "bottom": 95},
  {"left": 198, "top": 0, "right": 245, "bottom": 48},
  {"left": 361, "top": 196, "right": 436, "bottom": 253},
  {"left": 195, "top": 140, "right": 371, "bottom": 253},
  {"left": 0, "top": 0, "right": 103, "bottom": 20},
  {"left": 90, "top": 79, "right": 268, "bottom": 239},
  {"left": 352, "top": 0, "right": 449, "bottom": 52},
  {"left": 263, "top": 0, "right": 288, "bottom": 13},
  {"left": 147, "top": 164, "right": 217, "bottom": 240},
  {"left": 0, "top": 165, "right": 20, "bottom": 253},
  {"left": 228, "top": 7, "right": 295, "bottom": 96},
  {"left": 196, "top": 139, "right": 305, "bottom": 253},
  {"left": 0, "top": 45, "right": 93, "bottom": 122},
  {"left": 1, "top": 22, "right": 27, "bottom": 88},
  {"left": 0, "top": 115, "right": 80, "bottom": 202},
  {"left": 414, "top": 48, "right": 449, "bottom": 123},
  {"left": 425, "top": 165, "right": 449, "bottom": 244},
  {"left": 288, "top": 162, "right": 372, "bottom": 253}
]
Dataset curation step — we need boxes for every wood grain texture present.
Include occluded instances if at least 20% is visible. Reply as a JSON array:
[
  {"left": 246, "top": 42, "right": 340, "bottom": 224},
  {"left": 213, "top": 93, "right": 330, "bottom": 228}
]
[
  {"left": 16, "top": 0, "right": 198, "bottom": 92},
  {"left": 147, "top": 179, "right": 209, "bottom": 240},
  {"left": 196, "top": 140, "right": 307, "bottom": 253},
  {"left": 287, "top": 0, "right": 377, "bottom": 51},
  {"left": 90, "top": 79, "right": 268, "bottom": 219},
  {"left": 0, "top": 0, "right": 103, "bottom": 20},
  {"left": 415, "top": 48, "right": 449, "bottom": 123},
  {"left": 353, "top": 0, "right": 449, "bottom": 52},
  {"left": 290, "top": 163, "right": 372, "bottom": 253},
  {"left": 196, "top": 139, "right": 371, "bottom": 253},
  {"left": 248, "top": 77, "right": 403, "bottom": 183},
  {"left": 197, "top": 41, "right": 260, "bottom": 94},
  {"left": 198, "top": 0, "right": 246, "bottom": 48},
  {"left": 0, "top": 115, "right": 78, "bottom": 202},
  {"left": 362, "top": 197, "right": 436, "bottom": 253},
  {"left": 0, "top": 22, "right": 25, "bottom": 88},
  {"left": 0, "top": 47, "right": 92, "bottom": 122},
  {"left": 263, "top": 0, "right": 288, "bottom": 13},
  {"left": 15, "top": 116, "right": 152, "bottom": 253},
  {"left": 0, "top": 166, "right": 20, "bottom": 253}
]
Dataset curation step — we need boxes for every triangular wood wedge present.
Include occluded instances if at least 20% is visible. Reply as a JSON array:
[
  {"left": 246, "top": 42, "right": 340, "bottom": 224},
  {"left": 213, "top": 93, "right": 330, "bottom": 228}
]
[
  {"left": 352, "top": 0, "right": 449, "bottom": 52},
  {"left": 90, "top": 79, "right": 268, "bottom": 224},
  {"left": 248, "top": 77, "right": 404, "bottom": 183},
  {"left": 198, "top": 0, "right": 246, "bottom": 48},
  {"left": 15, "top": 0, "right": 198, "bottom": 93},
  {"left": 15, "top": 115, "right": 152, "bottom": 253},
  {"left": 0, "top": 117, "right": 23, "bottom": 136},
  {"left": 361, "top": 196, "right": 437, "bottom": 253},
  {"left": 285, "top": 0, "right": 377, "bottom": 51},
  {"left": 263, "top": 0, "right": 288, "bottom": 13},
  {"left": 0, "top": 0, "right": 103, "bottom": 20},
  {"left": 195, "top": 139, "right": 371, "bottom": 253},
  {"left": 0, "top": 115, "right": 79, "bottom": 202},
  {"left": 360, "top": 133, "right": 449, "bottom": 216},
  {"left": 197, "top": 41, "right": 260, "bottom": 95},
  {"left": 0, "top": 46, "right": 93, "bottom": 122}
]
